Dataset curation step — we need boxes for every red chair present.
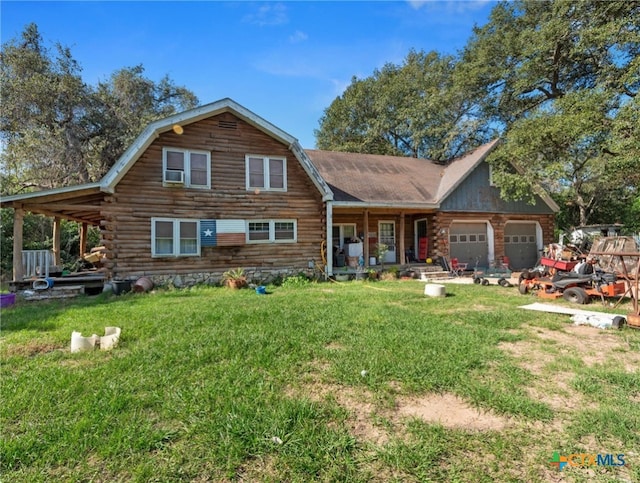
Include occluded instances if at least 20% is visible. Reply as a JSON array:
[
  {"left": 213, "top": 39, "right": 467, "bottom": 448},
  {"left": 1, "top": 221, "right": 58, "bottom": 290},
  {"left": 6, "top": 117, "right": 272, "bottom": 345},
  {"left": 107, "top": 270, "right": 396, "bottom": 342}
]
[{"left": 450, "top": 258, "right": 468, "bottom": 276}]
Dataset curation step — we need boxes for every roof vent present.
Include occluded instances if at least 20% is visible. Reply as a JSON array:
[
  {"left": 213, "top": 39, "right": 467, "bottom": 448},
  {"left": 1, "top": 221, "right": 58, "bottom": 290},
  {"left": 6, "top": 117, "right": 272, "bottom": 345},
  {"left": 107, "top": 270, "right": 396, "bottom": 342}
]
[{"left": 218, "top": 120, "right": 237, "bottom": 130}]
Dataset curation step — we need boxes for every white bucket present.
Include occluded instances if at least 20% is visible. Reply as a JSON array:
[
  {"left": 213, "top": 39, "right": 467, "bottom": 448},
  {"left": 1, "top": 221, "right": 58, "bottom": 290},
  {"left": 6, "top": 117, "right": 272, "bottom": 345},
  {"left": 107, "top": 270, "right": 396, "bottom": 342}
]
[
  {"left": 70, "top": 331, "right": 99, "bottom": 352},
  {"left": 424, "top": 284, "right": 446, "bottom": 297},
  {"left": 369, "top": 257, "right": 376, "bottom": 266}
]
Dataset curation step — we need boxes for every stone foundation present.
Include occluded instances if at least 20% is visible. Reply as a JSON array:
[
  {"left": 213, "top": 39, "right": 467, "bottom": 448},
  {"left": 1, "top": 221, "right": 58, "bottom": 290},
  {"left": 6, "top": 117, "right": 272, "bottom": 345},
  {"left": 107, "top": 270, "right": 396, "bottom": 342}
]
[{"left": 119, "top": 266, "right": 316, "bottom": 289}]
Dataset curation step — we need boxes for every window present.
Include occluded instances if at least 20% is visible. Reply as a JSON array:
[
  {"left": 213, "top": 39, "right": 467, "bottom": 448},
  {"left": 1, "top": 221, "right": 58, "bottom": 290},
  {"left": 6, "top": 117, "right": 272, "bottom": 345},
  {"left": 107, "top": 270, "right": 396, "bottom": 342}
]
[
  {"left": 332, "top": 224, "right": 356, "bottom": 249},
  {"left": 163, "top": 148, "right": 211, "bottom": 189},
  {"left": 152, "top": 218, "right": 199, "bottom": 257},
  {"left": 246, "top": 155, "right": 287, "bottom": 191},
  {"left": 247, "top": 220, "right": 296, "bottom": 243}
]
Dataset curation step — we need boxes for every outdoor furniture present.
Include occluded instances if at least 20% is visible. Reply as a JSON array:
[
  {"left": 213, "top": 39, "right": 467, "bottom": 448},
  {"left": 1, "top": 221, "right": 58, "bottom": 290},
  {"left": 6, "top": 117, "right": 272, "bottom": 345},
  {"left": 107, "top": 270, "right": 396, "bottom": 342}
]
[{"left": 450, "top": 258, "right": 468, "bottom": 276}]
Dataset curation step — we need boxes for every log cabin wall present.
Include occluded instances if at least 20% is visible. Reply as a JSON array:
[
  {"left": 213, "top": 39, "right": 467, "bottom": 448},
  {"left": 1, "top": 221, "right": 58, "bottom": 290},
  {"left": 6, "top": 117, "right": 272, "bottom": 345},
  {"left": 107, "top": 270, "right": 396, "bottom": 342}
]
[{"left": 101, "top": 112, "right": 324, "bottom": 284}]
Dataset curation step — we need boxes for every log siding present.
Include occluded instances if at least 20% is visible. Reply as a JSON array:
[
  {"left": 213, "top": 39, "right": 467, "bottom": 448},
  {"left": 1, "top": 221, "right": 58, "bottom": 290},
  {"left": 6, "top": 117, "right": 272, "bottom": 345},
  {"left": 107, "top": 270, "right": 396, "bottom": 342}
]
[{"left": 101, "top": 112, "right": 324, "bottom": 281}]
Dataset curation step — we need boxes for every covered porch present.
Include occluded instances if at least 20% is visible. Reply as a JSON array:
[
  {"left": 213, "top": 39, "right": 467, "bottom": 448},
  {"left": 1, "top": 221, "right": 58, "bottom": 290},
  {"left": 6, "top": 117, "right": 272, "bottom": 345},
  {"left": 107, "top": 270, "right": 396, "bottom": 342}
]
[
  {"left": 1, "top": 183, "right": 109, "bottom": 293},
  {"left": 328, "top": 205, "right": 443, "bottom": 274}
]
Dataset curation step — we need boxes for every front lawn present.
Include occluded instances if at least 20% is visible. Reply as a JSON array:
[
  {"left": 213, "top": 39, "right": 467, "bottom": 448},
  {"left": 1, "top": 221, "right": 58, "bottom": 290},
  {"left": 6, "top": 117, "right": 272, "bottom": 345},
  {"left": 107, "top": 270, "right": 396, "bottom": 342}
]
[{"left": 2, "top": 280, "right": 639, "bottom": 482}]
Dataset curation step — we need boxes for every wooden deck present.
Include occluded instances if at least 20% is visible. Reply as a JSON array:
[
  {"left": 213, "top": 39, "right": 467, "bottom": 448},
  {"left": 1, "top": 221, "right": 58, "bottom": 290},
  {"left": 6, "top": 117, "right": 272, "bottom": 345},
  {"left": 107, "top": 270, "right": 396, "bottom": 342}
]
[{"left": 10, "top": 272, "right": 105, "bottom": 297}]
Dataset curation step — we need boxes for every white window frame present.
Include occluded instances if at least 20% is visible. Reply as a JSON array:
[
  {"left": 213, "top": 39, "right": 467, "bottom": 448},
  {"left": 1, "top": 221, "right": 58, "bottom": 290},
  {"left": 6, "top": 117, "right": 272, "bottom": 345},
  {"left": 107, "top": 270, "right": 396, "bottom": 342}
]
[
  {"left": 162, "top": 147, "right": 211, "bottom": 189},
  {"left": 332, "top": 223, "right": 357, "bottom": 249},
  {"left": 151, "top": 218, "right": 200, "bottom": 257},
  {"left": 488, "top": 164, "right": 496, "bottom": 187},
  {"left": 246, "top": 219, "right": 297, "bottom": 244},
  {"left": 245, "top": 155, "right": 287, "bottom": 192}
]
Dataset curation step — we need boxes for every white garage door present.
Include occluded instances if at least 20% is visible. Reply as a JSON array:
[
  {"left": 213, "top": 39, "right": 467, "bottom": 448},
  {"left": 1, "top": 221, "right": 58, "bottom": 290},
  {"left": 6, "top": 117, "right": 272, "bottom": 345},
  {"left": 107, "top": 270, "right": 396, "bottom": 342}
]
[{"left": 449, "top": 223, "right": 488, "bottom": 268}]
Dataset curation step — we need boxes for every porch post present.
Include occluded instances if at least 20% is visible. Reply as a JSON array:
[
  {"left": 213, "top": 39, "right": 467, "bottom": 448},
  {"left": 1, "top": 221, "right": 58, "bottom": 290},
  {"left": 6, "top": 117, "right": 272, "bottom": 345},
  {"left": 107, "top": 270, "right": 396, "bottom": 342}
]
[
  {"left": 13, "top": 206, "right": 24, "bottom": 281},
  {"left": 52, "top": 217, "right": 62, "bottom": 266},
  {"left": 363, "top": 209, "right": 369, "bottom": 266},
  {"left": 325, "top": 202, "right": 333, "bottom": 276},
  {"left": 79, "top": 222, "right": 88, "bottom": 257},
  {"left": 399, "top": 212, "right": 406, "bottom": 264}
]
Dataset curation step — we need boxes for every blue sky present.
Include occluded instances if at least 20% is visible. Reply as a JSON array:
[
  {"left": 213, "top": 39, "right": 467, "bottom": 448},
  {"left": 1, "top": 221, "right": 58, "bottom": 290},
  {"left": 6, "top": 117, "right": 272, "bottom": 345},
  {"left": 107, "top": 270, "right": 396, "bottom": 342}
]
[{"left": 1, "top": 1, "right": 494, "bottom": 148}]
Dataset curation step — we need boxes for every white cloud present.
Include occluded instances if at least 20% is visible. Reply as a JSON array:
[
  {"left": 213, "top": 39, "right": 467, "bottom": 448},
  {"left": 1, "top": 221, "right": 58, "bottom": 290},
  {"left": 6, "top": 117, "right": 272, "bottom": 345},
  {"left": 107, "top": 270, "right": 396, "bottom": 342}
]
[
  {"left": 407, "top": 0, "right": 493, "bottom": 14},
  {"left": 289, "top": 30, "right": 308, "bottom": 44},
  {"left": 242, "top": 3, "right": 288, "bottom": 26}
]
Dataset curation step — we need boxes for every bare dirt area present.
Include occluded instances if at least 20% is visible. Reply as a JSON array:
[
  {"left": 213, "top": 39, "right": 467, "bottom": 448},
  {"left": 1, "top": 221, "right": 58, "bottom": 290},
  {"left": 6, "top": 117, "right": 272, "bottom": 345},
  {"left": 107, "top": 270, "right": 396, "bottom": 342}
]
[
  {"left": 288, "top": 373, "right": 512, "bottom": 448},
  {"left": 500, "top": 323, "right": 640, "bottom": 412}
]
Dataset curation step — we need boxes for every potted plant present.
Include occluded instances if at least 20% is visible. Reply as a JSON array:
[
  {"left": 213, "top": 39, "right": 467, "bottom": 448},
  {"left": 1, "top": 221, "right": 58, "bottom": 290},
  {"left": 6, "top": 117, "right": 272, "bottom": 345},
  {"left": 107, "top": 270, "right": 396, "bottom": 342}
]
[
  {"left": 335, "top": 267, "right": 350, "bottom": 282},
  {"left": 375, "top": 243, "right": 389, "bottom": 269},
  {"left": 222, "top": 267, "right": 248, "bottom": 289}
]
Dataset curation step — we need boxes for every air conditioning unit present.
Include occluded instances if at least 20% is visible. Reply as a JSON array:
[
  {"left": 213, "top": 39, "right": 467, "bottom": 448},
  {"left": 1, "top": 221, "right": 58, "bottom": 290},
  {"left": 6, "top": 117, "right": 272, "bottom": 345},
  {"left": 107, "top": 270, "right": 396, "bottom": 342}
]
[{"left": 164, "top": 169, "right": 184, "bottom": 184}]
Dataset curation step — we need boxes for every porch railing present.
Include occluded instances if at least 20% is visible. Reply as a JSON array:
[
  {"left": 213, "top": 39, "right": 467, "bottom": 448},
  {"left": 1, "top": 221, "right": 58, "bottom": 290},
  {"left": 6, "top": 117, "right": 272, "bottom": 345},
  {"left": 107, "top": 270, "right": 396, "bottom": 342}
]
[{"left": 21, "top": 250, "right": 54, "bottom": 279}]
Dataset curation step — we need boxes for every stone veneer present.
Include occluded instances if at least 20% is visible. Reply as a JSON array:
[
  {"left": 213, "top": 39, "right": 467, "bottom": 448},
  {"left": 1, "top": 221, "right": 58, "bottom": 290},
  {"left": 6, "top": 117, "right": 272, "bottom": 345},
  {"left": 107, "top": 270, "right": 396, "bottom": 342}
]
[{"left": 120, "top": 267, "right": 315, "bottom": 288}]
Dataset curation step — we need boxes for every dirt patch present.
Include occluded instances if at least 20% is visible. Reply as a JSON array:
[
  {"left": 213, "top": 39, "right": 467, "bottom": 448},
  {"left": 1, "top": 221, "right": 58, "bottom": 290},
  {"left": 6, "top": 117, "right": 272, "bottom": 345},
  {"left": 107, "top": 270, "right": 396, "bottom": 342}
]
[
  {"left": 4, "top": 340, "right": 63, "bottom": 358},
  {"left": 396, "top": 393, "right": 510, "bottom": 431},
  {"left": 234, "top": 454, "right": 279, "bottom": 482},
  {"left": 499, "top": 323, "right": 639, "bottom": 413},
  {"left": 501, "top": 324, "right": 640, "bottom": 371},
  {"left": 288, "top": 371, "right": 511, "bottom": 447},
  {"left": 325, "top": 341, "right": 345, "bottom": 351}
]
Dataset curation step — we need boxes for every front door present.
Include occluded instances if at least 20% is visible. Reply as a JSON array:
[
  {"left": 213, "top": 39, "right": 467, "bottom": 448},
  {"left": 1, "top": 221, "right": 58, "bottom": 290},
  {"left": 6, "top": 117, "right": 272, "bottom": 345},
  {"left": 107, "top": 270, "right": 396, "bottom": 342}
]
[
  {"left": 415, "top": 218, "right": 428, "bottom": 261},
  {"left": 378, "top": 221, "right": 396, "bottom": 263}
]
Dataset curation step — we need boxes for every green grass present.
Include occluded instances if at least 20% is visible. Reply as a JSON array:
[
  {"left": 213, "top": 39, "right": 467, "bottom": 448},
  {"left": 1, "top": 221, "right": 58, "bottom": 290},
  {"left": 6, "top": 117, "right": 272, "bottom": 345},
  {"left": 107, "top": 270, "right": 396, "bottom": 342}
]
[{"left": 2, "top": 280, "right": 639, "bottom": 482}]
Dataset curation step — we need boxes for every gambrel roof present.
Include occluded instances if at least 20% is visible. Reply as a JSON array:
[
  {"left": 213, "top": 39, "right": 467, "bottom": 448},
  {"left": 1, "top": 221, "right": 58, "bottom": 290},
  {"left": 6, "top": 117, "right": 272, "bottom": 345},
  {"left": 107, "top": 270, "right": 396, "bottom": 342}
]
[{"left": 0, "top": 98, "right": 334, "bottom": 223}]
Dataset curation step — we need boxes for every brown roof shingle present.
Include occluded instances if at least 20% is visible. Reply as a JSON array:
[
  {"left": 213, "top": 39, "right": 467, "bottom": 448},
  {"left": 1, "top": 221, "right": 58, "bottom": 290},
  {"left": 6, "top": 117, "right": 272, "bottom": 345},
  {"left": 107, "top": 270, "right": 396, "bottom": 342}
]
[{"left": 305, "top": 139, "right": 499, "bottom": 206}]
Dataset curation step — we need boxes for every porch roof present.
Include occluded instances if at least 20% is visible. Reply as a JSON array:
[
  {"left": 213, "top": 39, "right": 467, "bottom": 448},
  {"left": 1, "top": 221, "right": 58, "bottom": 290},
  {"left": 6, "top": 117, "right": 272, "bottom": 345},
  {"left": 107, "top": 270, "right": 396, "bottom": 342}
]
[
  {"left": 305, "top": 139, "right": 500, "bottom": 208},
  {"left": 0, "top": 183, "right": 105, "bottom": 225}
]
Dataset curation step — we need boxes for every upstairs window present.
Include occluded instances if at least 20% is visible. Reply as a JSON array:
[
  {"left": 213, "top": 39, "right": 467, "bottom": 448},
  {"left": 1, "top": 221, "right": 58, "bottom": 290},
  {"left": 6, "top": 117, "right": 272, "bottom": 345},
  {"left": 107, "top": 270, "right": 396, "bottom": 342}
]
[
  {"left": 163, "top": 148, "right": 211, "bottom": 189},
  {"left": 246, "top": 155, "right": 287, "bottom": 191}
]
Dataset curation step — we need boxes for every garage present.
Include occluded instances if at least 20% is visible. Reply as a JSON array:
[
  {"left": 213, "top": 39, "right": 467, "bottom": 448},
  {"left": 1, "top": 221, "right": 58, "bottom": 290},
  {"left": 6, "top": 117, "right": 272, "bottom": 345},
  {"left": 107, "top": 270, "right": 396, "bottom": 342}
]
[
  {"left": 449, "top": 222, "right": 489, "bottom": 268},
  {"left": 504, "top": 222, "right": 539, "bottom": 270}
]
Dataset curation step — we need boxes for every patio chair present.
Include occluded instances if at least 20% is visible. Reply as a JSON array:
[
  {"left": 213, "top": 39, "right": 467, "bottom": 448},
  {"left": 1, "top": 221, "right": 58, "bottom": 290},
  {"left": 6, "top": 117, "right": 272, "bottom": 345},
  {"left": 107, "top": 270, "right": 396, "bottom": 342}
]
[{"left": 450, "top": 257, "right": 468, "bottom": 276}]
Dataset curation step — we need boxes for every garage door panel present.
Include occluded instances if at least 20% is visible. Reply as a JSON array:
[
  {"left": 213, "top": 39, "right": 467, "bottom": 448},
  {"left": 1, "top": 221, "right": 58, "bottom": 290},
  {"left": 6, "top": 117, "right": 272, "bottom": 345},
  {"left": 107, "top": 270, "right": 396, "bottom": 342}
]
[
  {"left": 505, "top": 223, "right": 538, "bottom": 270},
  {"left": 450, "top": 223, "right": 488, "bottom": 267}
]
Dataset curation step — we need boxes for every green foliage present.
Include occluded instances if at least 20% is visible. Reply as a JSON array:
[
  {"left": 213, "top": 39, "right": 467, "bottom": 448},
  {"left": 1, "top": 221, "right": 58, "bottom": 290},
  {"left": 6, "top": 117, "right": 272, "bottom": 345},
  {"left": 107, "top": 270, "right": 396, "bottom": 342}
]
[
  {"left": 315, "top": 49, "right": 494, "bottom": 162},
  {"left": 462, "top": 0, "right": 640, "bottom": 226},
  {"left": 0, "top": 23, "right": 199, "bottom": 194},
  {"left": 281, "top": 273, "right": 312, "bottom": 288}
]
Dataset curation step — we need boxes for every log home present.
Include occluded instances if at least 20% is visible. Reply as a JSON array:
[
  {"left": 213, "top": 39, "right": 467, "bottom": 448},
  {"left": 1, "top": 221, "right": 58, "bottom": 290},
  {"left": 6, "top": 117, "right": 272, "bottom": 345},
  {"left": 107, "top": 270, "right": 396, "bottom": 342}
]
[{"left": 1, "top": 98, "right": 559, "bottom": 288}]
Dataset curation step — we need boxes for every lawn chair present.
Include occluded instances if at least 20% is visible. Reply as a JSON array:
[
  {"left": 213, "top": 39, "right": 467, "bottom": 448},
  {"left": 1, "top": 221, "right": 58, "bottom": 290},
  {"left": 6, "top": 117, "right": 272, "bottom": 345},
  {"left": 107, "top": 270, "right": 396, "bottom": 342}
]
[{"left": 450, "top": 257, "right": 468, "bottom": 276}]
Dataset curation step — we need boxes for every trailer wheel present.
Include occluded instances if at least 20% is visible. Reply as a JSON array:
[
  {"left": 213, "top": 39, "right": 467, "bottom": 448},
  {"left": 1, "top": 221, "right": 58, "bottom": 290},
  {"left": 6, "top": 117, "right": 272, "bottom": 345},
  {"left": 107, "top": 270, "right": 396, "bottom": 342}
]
[
  {"left": 562, "top": 287, "right": 590, "bottom": 305},
  {"left": 518, "top": 281, "right": 529, "bottom": 294},
  {"left": 473, "top": 277, "right": 481, "bottom": 284},
  {"left": 498, "top": 278, "right": 513, "bottom": 287},
  {"left": 519, "top": 270, "right": 529, "bottom": 283},
  {"left": 481, "top": 279, "right": 490, "bottom": 286}
]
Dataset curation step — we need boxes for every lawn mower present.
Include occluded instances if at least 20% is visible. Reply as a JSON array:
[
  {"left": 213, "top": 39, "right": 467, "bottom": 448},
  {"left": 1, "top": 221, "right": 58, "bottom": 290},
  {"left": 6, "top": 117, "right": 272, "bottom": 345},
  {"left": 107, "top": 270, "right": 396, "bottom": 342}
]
[{"left": 518, "top": 265, "right": 627, "bottom": 305}]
